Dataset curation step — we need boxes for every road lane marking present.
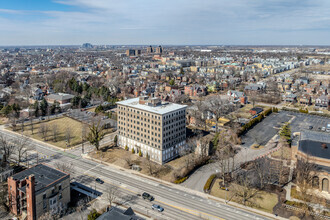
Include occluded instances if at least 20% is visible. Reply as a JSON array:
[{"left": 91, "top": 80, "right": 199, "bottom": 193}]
[
  {"left": 156, "top": 199, "right": 225, "bottom": 220},
  {"left": 83, "top": 164, "right": 102, "bottom": 174},
  {"left": 83, "top": 172, "right": 224, "bottom": 220}
]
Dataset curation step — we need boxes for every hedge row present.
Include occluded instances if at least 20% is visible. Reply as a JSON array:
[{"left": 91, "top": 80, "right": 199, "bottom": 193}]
[
  {"left": 174, "top": 176, "right": 188, "bottom": 184},
  {"left": 284, "top": 200, "right": 305, "bottom": 208},
  {"left": 238, "top": 108, "right": 273, "bottom": 136},
  {"left": 282, "top": 107, "right": 330, "bottom": 118},
  {"left": 204, "top": 174, "right": 216, "bottom": 192}
]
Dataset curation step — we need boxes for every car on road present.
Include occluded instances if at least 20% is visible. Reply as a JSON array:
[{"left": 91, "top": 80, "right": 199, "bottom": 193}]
[
  {"left": 95, "top": 178, "right": 104, "bottom": 184},
  {"left": 142, "top": 192, "right": 154, "bottom": 201},
  {"left": 152, "top": 204, "right": 164, "bottom": 212}
]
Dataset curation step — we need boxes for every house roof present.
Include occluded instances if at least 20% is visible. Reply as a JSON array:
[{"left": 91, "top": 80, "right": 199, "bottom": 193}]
[
  {"left": 97, "top": 207, "right": 141, "bottom": 220},
  {"left": 12, "top": 164, "right": 69, "bottom": 194},
  {"left": 46, "top": 93, "right": 74, "bottom": 101}
]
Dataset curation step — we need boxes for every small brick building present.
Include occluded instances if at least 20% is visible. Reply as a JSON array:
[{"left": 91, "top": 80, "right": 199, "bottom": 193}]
[{"left": 8, "top": 164, "right": 70, "bottom": 220}]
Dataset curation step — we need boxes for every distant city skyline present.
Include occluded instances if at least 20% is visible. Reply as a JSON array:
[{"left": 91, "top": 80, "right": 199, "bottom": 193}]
[{"left": 0, "top": 0, "right": 329, "bottom": 46}]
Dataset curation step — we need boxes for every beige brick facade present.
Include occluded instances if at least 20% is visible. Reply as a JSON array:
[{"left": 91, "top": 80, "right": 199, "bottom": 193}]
[{"left": 117, "top": 97, "right": 187, "bottom": 164}]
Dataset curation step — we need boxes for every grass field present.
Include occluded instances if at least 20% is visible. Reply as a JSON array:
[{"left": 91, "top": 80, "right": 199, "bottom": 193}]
[
  {"left": 210, "top": 179, "right": 278, "bottom": 213},
  {"left": 11, "top": 116, "right": 112, "bottom": 149},
  {"left": 271, "top": 146, "right": 291, "bottom": 160},
  {"left": 234, "top": 104, "right": 253, "bottom": 119},
  {"left": 90, "top": 146, "right": 192, "bottom": 182}
]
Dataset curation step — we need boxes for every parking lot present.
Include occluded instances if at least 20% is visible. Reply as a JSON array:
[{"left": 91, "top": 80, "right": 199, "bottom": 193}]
[
  {"left": 289, "top": 111, "right": 330, "bottom": 133},
  {"left": 241, "top": 111, "right": 330, "bottom": 148}
]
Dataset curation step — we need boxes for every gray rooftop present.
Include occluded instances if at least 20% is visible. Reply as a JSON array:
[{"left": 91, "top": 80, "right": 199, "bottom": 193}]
[
  {"left": 117, "top": 98, "right": 187, "bottom": 115},
  {"left": 46, "top": 93, "right": 74, "bottom": 101},
  {"left": 97, "top": 207, "right": 142, "bottom": 220},
  {"left": 299, "top": 131, "right": 330, "bottom": 160},
  {"left": 13, "top": 164, "right": 69, "bottom": 194}
]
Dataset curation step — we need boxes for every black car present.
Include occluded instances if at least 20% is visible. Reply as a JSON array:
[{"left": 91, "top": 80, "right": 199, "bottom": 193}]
[
  {"left": 308, "top": 125, "right": 313, "bottom": 130},
  {"left": 95, "top": 178, "right": 104, "bottom": 184},
  {"left": 142, "top": 192, "right": 154, "bottom": 201}
]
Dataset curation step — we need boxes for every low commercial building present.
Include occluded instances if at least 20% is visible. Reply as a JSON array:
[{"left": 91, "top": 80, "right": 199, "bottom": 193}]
[
  {"left": 292, "top": 131, "right": 330, "bottom": 198},
  {"left": 8, "top": 164, "right": 70, "bottom": 220},
  {"left": 45, "top": 93, "right": 74, "bottom": 105},
  {"left": 117, "top": 96, "right": 187, "bottom": 164}
]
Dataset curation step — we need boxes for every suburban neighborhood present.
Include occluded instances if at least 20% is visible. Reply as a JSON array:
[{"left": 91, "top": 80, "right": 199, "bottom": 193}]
[{"left": 0, "top": 44, "right": 328, "bottom": 220}]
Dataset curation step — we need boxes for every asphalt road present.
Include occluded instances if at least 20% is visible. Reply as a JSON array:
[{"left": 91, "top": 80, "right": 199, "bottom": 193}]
[{"left": 1, "top": 128, "right": 271, "bottom": 220}]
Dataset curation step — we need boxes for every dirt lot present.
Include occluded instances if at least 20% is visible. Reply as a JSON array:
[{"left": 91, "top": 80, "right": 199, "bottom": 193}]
[
  {"left": 11, "top": 116, "right": 113, "bottom": 148},
  {"left": 89, "top": 146, "right": 192, "bottom": 182},
  {"left": 210, "top": 179, "right": 278, "bottom": 213}
]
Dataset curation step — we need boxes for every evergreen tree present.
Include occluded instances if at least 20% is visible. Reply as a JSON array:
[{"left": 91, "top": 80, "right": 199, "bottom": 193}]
[{"left": 40, "top": 98, "right": 48, "bottom": 116}]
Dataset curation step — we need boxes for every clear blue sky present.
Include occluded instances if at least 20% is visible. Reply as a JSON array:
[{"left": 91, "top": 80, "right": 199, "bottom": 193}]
[{"left": 0, "top": 0, "right": 329, "bottom": 45}]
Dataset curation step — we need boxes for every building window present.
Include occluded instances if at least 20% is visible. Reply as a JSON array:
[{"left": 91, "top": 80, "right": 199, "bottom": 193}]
[{"left": 59, "top": 193, "right": 62, "bottom": 199}]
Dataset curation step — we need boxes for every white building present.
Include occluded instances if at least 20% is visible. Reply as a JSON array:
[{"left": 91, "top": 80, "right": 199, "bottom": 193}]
[{"left": 117, "top": 96, "right": 187, "bottom": 164}]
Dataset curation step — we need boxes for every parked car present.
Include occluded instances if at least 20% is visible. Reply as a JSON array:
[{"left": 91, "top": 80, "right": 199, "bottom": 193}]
[
  {"left": 152, "top": 204, "right": 164, "bottom": 212},
  {"left": 308, "top": 125, "right": 313, "bottom": 130},
  {"left": 95, "top": 178, "right": 104, "bottom": 184},
  {"left": 142, "top": 192, "right": 154, "bottom": 201},
  {"left": 321, "top": 127, "right": 326, "bottom": 132}
]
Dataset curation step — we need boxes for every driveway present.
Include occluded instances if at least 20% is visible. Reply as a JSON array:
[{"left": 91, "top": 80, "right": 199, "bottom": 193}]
[
  {"left": 183, "top": 111, "right": 330, "bottom": 192},
  {"left": 183, "top": 138, "right": 279, "bottom": 192}
]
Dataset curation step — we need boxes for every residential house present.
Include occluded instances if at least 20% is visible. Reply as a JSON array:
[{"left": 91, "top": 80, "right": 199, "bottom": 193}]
[
  {"left": 315, "top": 95, "right": 330, "bottom": 109},
  {"left": 285, "top": 93, "right": 297, "bottom": 103},
  {"left": 227, "top": 90, "right": 248, "bottom": 104},
  {"left": 184, "top": 85, "right": 207, "bottom": 97},
  {"left": 299, "top": 94, "right": 312, "bottom": 105}
]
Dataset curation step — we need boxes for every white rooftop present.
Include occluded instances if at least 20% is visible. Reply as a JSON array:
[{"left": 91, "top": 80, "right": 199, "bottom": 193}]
[{"left": 117, "top": 98, "right": 187, "bottom": 115}]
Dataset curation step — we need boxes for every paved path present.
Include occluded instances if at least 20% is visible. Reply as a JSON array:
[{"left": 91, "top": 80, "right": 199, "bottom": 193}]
[{"left": 183, "top": 135, "right": 280, "bottom": 192}]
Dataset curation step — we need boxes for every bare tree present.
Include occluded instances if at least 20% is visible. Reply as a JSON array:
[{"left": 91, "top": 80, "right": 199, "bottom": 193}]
[
  {"left": 105, "top": 185, "right": 118, "bottom": 207},
  {"left": 0, "top": 181, "right": 7, "bottom": 210},
  {"left": 124, "top": 155, "right": 132, "bottom": 168},
  {"left": 179, "top": 138, "right": 196, "bottom": 169},
  {"left": 294, "top": 156, "right": 317, "bottom": 212},
  {"left": 29, "top": 117, "right": 34, "bottom": 135},
  {"left": 146, "top": 153, "right": 154, "bottom": 176},
  {"left": 216, "top": 131, "right": 236, "bottom": 186},
  {"left": 54, "top": 162, "right": 74, "bottom": 174},
  {"left": 19, "top": 117, "right": 25, "bottom": 133},
  {"left": 13, "top": 135, "right": 30, "bottom": 166},
  {"left": 39, "top": 123, "right": 49, "bottom": 141},
  {"left": 204, "top": 95, "right": 233, "bottom": 133},
  {"left": 229, "top": 173, "right": 261, "bottom": 206},
  {"left": 87, "top": 120, "right": 105, "bottom": 151},
  {"left": 253, "top": 157, "right": 269, "bottom": 189},
  {"left": 0, "top": 134, "right": 15, "bottom": 163},
  {"left": 65, "top": 126, "right": 73, "bottom": 147},
  {"left": 52, "top": 123, "right": 59, "bottom": 142}
]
